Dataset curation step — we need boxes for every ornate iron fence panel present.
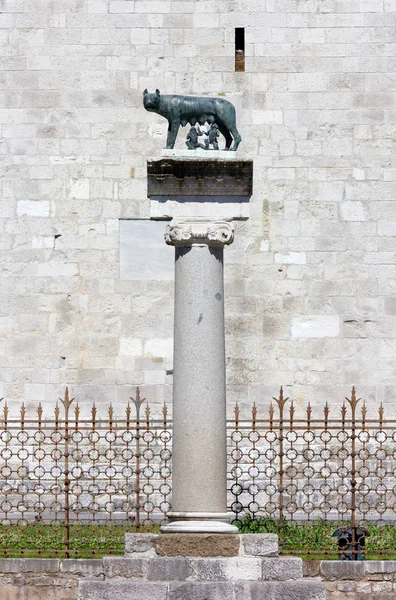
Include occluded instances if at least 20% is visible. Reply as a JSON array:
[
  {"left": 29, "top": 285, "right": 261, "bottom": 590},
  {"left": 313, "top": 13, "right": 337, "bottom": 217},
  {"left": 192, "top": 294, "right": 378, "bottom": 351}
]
[
  {"left": 229, "top": 387, "right": 396, "bottom": 558},
  {"left": 0, "top": 388, "right": 171, "bottom": 557},
  {"left": 1, "top": 387, "right": 396, "bottom": 557}
]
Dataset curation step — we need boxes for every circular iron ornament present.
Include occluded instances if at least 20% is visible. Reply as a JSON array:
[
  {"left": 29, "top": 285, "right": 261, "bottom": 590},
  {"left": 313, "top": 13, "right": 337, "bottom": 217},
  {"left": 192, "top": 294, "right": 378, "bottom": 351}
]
[
  {"left": 143, "top": 466, "right": 154, "bottom": 478},
  {"left": 248, "top": 465, "right": 260, "bottom": 478},
  {"left": 231, "top": 483, "right": 243, "bottom": 496},
  {"left": 160, "top": 501, "right": 171, "bottom": 513},
  {"left": 248, "top": 502, "right": 260, "bottom": 514},
  {"left": 122, "top": 431, "right": 133, "bottom": 443},
  {"left": 230, "top": 466, "right": 243, "bottom": 479},
  {"left": 51, "top": 449, "right": 62, "bottom": 461},
  {"left": 231, "top": 448, "right": 243, "bottom": 461},
  {"left": 248, "top": 448, "right": 260, "bottom": 461},
  {"left": 34, "top": 431, "right": 46, "bottom": 443},
  {"left": 0, "top": 448, "right": 12, "bottom": 460},
  {"left": 0, "top": 431, "right": 12, "bottom": 443},
  {"left": 17, "top": 431, "right": 29, "bottom": 444},
  {"left": 303, "top": 431, "right": 315, "bottom": 443},
  {"left": 285, "top": 465, "right": 298, "bottom": 478},
  {"left": 71, "top": 431, "right": 83, "bottom": 443},
  {"left": 160, "top": 466, "right": 171, "bottom": 478},
  {"left": 121, "top": 467, "right": 133, "bottom": 478},
  {"left": 264, "top": 484, "right": 277, "bottom": 496},
  {"left": 302, "top": 466, "right": 315, "bottom": 478},
  {"left": 105, "top": 448, "right": 117, "bottom": 461},
  {"left": 286, "top": 430, "right": 298, "bottom": 443},
  {"left": 88, "top": 449, "right": 100, "bottom": 461},
  {"left": 231, "top": 430, "right": 243, "bottom": 443},
  {"left": 159, "top": 431, "right": 171, "bottom": 443},
  {"left": 160, "top": 448, "right": 171, "bottom": 461},
  {"left": 358, "top": 430, "right": 370, "bottom": 442},
  {"left": 320, "top": 466, "right": 332, "bottom": 478},
  {"left": 320, "top": 431, "right": 332, "bottom": 443},
  {"left": 0, "top": 466, "right": 12, "bottom": 478},
  {"left": 142, "top": 431, "right": 155, "bottom": 444},
  {"left": 122, "top": 448, "right": 134, "bottom": 460},
  {"left": 144, "top": 501, "right": 154, "bottom": 513},
  {"left": 248, "top": 431, "right": 260, "bottom": 443},
  {"left": 337, "top": 431, "right": 349, "bottom": 443},
  {"left": 88, "top": 431, "right": 100, "bottom": 444},
  {"left": 286, "top": 484, "right": 298, "bottom": 496},
  {"left": 105, "top": 431, "right": 117, "bottom": 443},
  {"left": 159, "top": 483, "right": 171, "bottom": 495},
  {"left": 248, "top": 483, "right": 259, "bottom": 495},
  {"left": 105, "top": 466, "right": 116, "bottom": 478},
  {"left": 143, "top": 449, "right": 154, "bottom": 461},
  {"left": 375, "top": 431, "right": 387, "bottom": 443},
  {"left": 50, "top": 431, "right": 62, "bottom": 444},
  {"left": 17, "top": 466, "right": 29, "bottom": 479},
  {"left": 231, "top": 501, "right": 243, "bottom": 513},
  {"left": 264, "top": 431, "right": 277, "bottom": 443},
  {"left": 286, "top": 448, "right": 298, "bottom": 461},
  {"left": 143, "top": 483, "right": 154, "bottom": 495}
]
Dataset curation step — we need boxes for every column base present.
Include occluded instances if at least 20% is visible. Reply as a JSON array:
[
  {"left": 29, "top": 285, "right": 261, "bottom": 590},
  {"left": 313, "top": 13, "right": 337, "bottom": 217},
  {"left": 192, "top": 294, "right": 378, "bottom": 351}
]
[{"left": 161, "top": 512, "right": 239, "bottom": 534}]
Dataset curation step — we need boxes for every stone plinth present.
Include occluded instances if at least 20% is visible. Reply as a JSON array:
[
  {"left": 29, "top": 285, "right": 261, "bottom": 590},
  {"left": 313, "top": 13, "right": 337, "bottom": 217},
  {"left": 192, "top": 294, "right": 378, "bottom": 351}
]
[
  {"left": 148, "top": 155, "right": 253, "bottom": 220},
  {"left": 77, "top": 534, "right": 326, "bottom": 600}
]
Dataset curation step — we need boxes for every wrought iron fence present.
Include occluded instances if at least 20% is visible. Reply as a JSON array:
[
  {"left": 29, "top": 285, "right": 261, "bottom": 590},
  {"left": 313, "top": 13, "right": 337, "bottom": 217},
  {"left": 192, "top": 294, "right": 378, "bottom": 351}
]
[{"left": 1, "top": 387, "right": 396, "bottom": 558}]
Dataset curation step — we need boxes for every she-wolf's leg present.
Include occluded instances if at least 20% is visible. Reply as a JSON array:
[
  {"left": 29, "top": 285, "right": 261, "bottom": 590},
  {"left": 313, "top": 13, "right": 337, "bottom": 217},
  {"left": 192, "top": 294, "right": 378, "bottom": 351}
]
[
  {"left": 166, "top": 120, "right": 181, "bottom": 149},
  {"left": 229, "top": 125, "right": 242, "bottom": 151},
  {"left": 217, "top": 122, "right": 233, "bottom": 150}
]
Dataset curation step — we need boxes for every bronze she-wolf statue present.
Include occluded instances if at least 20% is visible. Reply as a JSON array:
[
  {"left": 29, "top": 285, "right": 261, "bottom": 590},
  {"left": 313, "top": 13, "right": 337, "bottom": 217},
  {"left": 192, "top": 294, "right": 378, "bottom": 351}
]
[{"left": 143, "top": 89, "right": 241, "bottom": 151}]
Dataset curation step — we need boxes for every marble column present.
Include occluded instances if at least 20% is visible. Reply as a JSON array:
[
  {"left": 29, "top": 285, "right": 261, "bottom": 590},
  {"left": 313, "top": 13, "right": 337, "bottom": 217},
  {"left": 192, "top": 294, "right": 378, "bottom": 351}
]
[{"left": 161, "top": 219, "right": 238, "bottom": 534}]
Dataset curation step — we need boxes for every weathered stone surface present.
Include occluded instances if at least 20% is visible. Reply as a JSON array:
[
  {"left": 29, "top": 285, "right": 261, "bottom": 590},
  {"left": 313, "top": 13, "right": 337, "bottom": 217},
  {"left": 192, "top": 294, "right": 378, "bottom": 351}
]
[
  {"left": 77, "top": 580, "right": 168, "bottom": 600},
  {"left": 190, "top": 557, "right": 262, "bottom": 581},
  {"left": 169, "top": 581, "right": 234, "bottom": 600},
  {"left": 156, "top": 534, "right": 241, "bottom": 557},
  {"left": 241, "top": 535, "right": 278, "bottom": 557},
  {"left": 235, "top": 580, "right": 326, "bottom": 600},
  {"left": 147, "top": 557, "right": 192, "bottom": 581},
  {"left": 365, "top": 561, "right": 396, "bottom": 573},
  {"left": 0, "top": 558, "right": 60, "bottom": 573},
  {"left": 320, "top": 561, "right": 365, "bottom": 581},
  {"left": 103, "top": 557, "right": 147, "bottom": 579},
  {"left": 61, "top": 560, "right": 104, "bottom": 576},
  {"left": 124, "top": 533, "right": 159, "bottom": 558},
  {"left": 261, "top": 557, "right": 303, "bottom": 581},
  {"left": 303, "top": 561, "right": 320, "bottom": 577}
]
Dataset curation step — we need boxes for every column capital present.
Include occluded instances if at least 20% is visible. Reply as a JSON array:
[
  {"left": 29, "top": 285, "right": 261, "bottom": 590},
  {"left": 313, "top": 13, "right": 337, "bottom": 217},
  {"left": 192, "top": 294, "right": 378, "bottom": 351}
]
[{"left": 165, "top": 219, "right": 234, "bottom": 248}]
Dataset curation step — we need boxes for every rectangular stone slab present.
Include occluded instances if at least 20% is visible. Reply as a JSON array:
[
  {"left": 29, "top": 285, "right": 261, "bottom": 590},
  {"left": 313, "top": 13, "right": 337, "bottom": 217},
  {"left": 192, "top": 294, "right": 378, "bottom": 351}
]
[
  {"left": 156, "top": 534, "right": 241, "bottom": 557},
  {"left": 147, "top": 158, "right": 253, "bottom": 197}
]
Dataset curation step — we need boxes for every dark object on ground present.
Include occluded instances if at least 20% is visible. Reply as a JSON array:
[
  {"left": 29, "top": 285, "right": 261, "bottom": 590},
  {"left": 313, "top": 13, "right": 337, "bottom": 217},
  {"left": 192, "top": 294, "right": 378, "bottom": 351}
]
[{"left": 332, "top": 527, "right": 369, "bottom": 560}]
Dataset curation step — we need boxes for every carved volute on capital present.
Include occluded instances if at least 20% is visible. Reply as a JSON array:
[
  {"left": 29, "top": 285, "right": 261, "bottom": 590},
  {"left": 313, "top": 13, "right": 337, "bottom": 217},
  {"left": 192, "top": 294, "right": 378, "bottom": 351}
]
[{"left": 165, "top": 220, "right": 234, "bottom": 248}]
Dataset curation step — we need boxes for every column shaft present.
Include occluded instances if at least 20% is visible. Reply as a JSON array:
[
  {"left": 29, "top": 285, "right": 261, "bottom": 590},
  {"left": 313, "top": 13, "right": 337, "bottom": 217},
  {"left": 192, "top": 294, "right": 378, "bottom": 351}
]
[{"left": 172, "top": 244, "right": 226, "bottom": 514}]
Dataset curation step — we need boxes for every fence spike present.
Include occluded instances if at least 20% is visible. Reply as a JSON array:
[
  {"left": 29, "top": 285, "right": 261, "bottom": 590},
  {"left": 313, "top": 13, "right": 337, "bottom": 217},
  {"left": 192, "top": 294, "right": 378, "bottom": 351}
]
[
  {"left": 324, "top": 402, "right": 329, "bottom": 420},
  {"left": 37, "top": 403, "right": 43, "bottom": 422},
  {"left": 234, "top": 402, "right": 240, "bottom": 424},
  {"left": 252, "top": 402, "right": 257, "bottom": 427}
]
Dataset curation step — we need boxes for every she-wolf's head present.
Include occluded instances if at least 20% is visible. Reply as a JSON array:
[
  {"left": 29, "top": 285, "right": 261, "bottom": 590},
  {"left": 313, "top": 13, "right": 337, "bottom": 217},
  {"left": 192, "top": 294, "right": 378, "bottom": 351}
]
[{"left": 143, "top": 88, "right": 161, "bottom": 111}]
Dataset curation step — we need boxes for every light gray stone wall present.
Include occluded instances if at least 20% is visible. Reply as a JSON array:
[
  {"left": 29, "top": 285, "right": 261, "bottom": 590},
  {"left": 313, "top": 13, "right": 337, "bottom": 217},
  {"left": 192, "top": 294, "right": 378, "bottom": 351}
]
[{"left": 1, "top": 0, "right": 395, "bottom": 415}]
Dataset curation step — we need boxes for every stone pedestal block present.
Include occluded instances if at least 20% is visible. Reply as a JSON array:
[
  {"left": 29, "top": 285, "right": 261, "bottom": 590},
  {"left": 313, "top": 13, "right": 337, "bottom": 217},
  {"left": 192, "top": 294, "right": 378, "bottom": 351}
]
[{"left": 77, "top": 534, "right": 326, "bottom": 600}]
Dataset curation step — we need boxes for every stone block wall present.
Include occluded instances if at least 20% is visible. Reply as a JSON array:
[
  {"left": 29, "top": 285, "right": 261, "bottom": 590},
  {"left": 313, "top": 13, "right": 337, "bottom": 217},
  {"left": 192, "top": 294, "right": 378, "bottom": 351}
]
[
  {"left": 305, "top": 560, "right": 396, "bottom": 600},
  {"left": 1, "top": 0, "right": 396, "bottom": 414}
]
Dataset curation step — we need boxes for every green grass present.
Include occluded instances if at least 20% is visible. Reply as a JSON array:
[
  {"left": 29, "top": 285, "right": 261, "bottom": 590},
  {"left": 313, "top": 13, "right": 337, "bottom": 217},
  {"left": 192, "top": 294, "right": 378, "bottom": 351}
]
[
  {"left": 235, "top": 514, "right": 396, "bottom": 560},
  {"left": 0, "top": 524, "right": 160, "bottom": 558},
  {"left": 1, "top": 518, "right": 396, "bottom": 559}
]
